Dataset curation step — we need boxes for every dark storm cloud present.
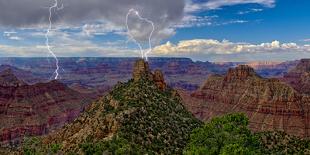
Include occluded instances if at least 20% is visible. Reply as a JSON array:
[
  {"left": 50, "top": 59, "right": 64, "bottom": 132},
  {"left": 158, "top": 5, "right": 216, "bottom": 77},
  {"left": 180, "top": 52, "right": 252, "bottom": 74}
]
[{"left": 0, "top": 0, "right": 185, "bottom": 28}]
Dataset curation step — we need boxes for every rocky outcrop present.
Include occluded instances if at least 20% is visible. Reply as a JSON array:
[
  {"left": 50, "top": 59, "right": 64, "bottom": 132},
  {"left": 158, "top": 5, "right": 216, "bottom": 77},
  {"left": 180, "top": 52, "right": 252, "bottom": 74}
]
[
  {"left": 182, "top": 65, "right": 310, "bottom": 138},
  {"left": 132, "top": 59, "right": 153, "bottom": 81},
  {"left": 133, "top": 59, "right": 166, "bottom": 90},
  {"left": 0, "top": 70, "right": 92, "bottom": 147},
  {"left": 224, "top": 65, "right": 258, "bottom": 81},
  {"left": 153, "top": 70, "right": 166, "bottom": 90}
]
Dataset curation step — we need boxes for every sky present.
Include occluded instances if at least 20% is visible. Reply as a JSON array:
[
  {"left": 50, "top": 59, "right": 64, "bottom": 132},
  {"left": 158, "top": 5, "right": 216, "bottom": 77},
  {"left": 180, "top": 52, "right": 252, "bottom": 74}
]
[{"left": 0, "top": 0, "right": 309, "bottom": 62}]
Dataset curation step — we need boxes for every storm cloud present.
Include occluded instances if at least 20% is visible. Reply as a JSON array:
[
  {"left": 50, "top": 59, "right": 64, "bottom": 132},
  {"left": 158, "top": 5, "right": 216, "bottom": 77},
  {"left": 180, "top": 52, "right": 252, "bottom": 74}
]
[
  {"left": 0, "top": 0, "right": 185, "bottom": 29},
  {"left": 0, "top": 0, "right": 185, "bottom": 42}
]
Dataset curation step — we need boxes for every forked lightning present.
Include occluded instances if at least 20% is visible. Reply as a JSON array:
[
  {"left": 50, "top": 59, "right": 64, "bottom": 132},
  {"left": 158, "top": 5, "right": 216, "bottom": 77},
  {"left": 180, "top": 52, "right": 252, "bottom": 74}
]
[
  {"left": 45, "top": 0, "right": 63, "bottom": 79},
  {"left": 126, "top": 9, "right": 155, "bottom": 61}
]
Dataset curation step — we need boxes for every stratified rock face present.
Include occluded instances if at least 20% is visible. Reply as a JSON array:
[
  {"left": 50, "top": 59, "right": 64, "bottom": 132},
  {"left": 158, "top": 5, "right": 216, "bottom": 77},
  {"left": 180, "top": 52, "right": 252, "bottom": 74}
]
[
  {"left": 0, "top": 70, "right": 91, "bottom": 147},
  {"left": 283, "top": 59, "right": 310, "bottom": 95},
  {"left": 183, "top": 65, "right": 310, "bottom": 138},
  {"left": 224, "top": 65, "right": 258, "bottom": 81}
]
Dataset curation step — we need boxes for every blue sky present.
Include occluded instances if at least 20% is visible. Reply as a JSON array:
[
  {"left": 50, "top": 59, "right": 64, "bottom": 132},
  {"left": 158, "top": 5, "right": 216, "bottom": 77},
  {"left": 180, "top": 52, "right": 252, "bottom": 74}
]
[
  {"left": 0, "top": 0, "right": 309, "bottom": 62},
  {"left": 172, "top": 0, "right": 310, "bottom": 44}
]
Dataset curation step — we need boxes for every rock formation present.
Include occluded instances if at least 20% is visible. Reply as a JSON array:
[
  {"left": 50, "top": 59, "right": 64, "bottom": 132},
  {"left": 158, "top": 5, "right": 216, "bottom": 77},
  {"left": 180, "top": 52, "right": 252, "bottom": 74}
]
[
  {"left": 283, "top": 59, "right": 310, "bottom": 95},
  {"left": 182, "top": 65, "right": 310, "bottom": 138},
  {"left": 132, "top": 59, "right": 153, "bottom": 81},
  {"left": 133, "top": 59, "right": 166, "bottom": 90},
  {"left": 0, "top": 70, "right": 92, "bottom": 147},
  {"left": 224, "top": 65, "right": 258, "bottom": 81},
  {"left": 153, "top": 69, "right": 166, "bottom": 90}
]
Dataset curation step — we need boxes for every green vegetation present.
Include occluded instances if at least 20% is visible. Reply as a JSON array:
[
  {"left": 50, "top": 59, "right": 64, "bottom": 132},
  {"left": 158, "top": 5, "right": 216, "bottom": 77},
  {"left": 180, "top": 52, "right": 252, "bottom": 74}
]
[
  {"left": 258, "top": 131, "right": 310, "bottom": 154},
  {"left": 183, "top": 113, "right": 261, "bottom": 155},
  {"left": 22, "top": 111, "right": 309, "bottom": 155},
  {"left": 23, "top": 137, "right": 61, "bottom": 155},
  {"left": 184, "top": 113, "right": 310, "bottom": 155},
  {"left": 79, "top": 136, "right": 138, "bottom": 155}
]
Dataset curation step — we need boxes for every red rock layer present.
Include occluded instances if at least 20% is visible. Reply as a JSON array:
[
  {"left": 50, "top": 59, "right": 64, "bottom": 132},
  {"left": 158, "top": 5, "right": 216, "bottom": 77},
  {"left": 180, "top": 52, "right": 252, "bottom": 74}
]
[
  {"left": 0, "top": 70, "right": 91, "bottom": 147},
  {"left": 283, "top": 59, "right": 310, "bottom": 95},
  {"left": 183, "top": 65, "right": 310, "bottom": 138}
]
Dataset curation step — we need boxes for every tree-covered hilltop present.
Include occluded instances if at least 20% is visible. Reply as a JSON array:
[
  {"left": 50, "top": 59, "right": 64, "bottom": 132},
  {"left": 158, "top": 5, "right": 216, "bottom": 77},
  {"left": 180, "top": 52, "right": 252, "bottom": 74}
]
[{"left": 78, "top": 77, "right": 202, "bottom": 154}]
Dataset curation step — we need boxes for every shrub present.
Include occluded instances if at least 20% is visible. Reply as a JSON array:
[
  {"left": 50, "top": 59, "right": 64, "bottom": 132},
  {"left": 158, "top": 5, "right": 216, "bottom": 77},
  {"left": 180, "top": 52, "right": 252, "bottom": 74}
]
[{"left": 183, "top": 113, "right": 261, "bottom": 155}]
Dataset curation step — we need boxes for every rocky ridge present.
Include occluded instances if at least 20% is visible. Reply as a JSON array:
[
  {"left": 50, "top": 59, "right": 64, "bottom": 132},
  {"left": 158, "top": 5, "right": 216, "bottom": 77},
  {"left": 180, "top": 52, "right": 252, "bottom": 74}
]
[{"left": 183, "top": 65, "right": 310, "bottom": 137}]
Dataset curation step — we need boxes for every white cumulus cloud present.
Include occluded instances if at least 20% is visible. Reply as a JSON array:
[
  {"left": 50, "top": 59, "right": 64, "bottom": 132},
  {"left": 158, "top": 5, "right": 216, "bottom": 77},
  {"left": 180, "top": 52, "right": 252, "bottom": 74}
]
[{"left": 151, "top": 39, "right": 310, "bottom": 61}]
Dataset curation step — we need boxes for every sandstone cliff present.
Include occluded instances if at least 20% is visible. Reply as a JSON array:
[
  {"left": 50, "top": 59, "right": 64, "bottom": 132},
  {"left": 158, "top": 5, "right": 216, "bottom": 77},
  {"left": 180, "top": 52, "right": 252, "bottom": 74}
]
[{"left": 182, "top": 65, "right": 310, "bottom": 138}]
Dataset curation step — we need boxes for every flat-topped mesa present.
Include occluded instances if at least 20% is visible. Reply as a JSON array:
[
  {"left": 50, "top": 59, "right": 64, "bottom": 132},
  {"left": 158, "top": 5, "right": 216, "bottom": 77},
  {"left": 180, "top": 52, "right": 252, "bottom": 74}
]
[
  {"left": 224, "top": 65, "right": 258, "bottom": 81},
  {"left": 132, "top": 59, "right": 167, "bottom": 90},
  {"left": 0, "top": 69, "right": 26, "bottom": 87}
]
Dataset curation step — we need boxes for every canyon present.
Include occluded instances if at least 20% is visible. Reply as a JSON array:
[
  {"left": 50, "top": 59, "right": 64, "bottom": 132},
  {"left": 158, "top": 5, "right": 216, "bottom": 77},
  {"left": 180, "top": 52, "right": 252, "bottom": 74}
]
[
  {"left": 0, "top": 69, "right": 93, "bottom": 147},
  {"left": 0, "top": 57, "right": 308, "bottom": 147},
  {"left": 0, "top": 57, "right": 297, "bottom": 94}
]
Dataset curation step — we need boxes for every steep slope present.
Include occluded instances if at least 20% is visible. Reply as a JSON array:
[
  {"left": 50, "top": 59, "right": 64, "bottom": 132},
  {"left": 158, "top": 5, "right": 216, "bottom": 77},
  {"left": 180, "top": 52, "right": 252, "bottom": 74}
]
[
  {"left": 283, "top": 59, "right": 310, "bottom": 95},
  {"left": 0, "top": 69, "right": 92, "bottom": 147},
  {"left": 32, "top": 59, "right": 201, "bottom": 154},
  {"left": 183, "top": 65, "right": 310, "bottom": 137}
]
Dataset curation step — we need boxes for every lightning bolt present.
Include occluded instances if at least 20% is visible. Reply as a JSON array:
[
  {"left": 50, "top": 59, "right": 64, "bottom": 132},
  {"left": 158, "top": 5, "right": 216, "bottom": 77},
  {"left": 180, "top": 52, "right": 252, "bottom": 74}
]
[
  {"left": 45, "top": 0, "right": 63, "bottom": 80},
  {"left": 126, "top": 9, "right": 155, "bottom": 61}
]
